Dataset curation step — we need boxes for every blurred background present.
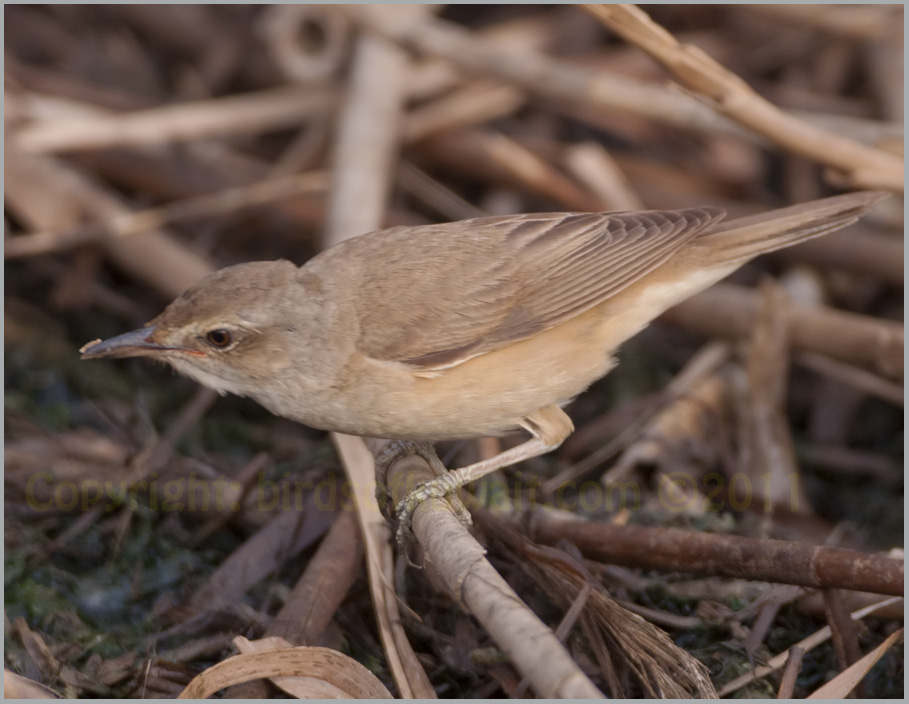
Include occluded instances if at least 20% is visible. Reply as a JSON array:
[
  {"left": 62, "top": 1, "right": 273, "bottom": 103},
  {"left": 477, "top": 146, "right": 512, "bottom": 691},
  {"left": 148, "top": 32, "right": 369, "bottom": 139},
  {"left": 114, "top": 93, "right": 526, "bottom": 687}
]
[{"left": 4, "top": 4, "right": 903, "bottom": 698}]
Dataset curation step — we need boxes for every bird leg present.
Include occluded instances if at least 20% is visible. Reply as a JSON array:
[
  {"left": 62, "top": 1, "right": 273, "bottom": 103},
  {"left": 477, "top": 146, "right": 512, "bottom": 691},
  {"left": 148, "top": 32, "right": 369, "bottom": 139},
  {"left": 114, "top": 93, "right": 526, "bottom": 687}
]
[{"left": 394, "top": 405, "right": 574, "bottom": 551}]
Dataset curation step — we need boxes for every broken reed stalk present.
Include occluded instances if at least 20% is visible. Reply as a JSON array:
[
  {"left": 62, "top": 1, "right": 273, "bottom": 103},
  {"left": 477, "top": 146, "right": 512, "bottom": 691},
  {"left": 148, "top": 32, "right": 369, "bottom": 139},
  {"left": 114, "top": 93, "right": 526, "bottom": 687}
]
[
  {"left": 368, "top": 440, "right": 605, "bottom": 698},
  {"left": 528, "top": 513, "right": 904, "bottom": 596}
]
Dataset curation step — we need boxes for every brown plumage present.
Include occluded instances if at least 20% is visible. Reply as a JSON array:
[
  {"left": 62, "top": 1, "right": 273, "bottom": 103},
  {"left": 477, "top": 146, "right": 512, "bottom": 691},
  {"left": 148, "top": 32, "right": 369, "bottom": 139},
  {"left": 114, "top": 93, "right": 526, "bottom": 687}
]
[{"left": 81, "top": 191, "right": 887, "bottom": 525}]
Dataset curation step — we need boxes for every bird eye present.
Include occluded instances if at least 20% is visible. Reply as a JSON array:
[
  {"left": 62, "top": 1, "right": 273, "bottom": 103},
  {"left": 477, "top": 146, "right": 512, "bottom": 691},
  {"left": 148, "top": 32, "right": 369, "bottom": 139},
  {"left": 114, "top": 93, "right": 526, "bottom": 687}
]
[{"left": 205, "top": 329, "right": 233, "bottom": 348}]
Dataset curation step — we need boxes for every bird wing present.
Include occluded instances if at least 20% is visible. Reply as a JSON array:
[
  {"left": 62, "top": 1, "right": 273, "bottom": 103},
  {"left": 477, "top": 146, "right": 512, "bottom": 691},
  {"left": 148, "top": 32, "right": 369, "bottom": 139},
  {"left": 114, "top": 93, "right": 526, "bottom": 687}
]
[{"left": 328, "top": 207, "right": 725, "bottom": 370}]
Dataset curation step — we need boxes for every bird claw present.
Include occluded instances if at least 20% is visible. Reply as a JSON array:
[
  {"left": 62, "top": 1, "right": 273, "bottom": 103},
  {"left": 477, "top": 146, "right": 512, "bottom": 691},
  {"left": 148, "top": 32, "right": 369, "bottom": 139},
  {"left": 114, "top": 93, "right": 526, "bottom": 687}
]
[
  {"left": 393, "top": 473, "right": 472, "bottom": 558},
  {"left": 373, "top": 441, "right": 473, "bottom": 560}
]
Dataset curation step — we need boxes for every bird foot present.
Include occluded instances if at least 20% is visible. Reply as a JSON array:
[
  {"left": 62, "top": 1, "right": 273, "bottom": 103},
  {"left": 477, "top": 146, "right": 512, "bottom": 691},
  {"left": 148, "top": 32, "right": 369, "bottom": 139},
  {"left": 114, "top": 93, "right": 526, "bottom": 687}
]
[
  {"left": 394, "top": 471, "right": 472, "bottom": 556},
  {"left": 373, "top": 441, "right": 472, "bottom": 559}
]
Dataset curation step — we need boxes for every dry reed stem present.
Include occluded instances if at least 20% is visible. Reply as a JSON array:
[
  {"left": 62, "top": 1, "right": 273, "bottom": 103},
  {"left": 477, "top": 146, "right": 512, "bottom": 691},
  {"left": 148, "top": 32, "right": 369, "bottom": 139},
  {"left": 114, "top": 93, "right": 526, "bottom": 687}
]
[
  {"left": 476, "top": 508, "right": 718, "bottom": 698},
  {"left": 562, "top": 142, "right": 645, "bottom": 211},
  {"left": 3, "top": 670, "right": 62, "bottom": 699},
  {"left": 5, "top": 149, "right": 212, "bottom": 298},
  {"left": 548, "top": 342, "right": 730, "bottom": 492},
  {"left": 6, "top": 170, "right": 329, "bottom": 259},
  {"left": 353, "top": 8, "right": 756, "bottom": 139},
  {"left": 259, "top": 5, "right": 350, "bottom": 83},
  {"left": 823, "top": 588, "right": 863, "bottom": 673},
  {"left": 740, "top": 282, "right": 808, "bottom": 512},
  {"left": 370, "top": 441, "right": 606, "bottom": 698},
  {"left": 798, "top": 444, "right": 902, "bottom": 485},
  {"left": 419, "top": 128, "right": 604, "bottom": 211},
  {"left": 322, "top": 18, "right": 435, "bottom": 694},
  {"left": 664, "top": 283, "right": 903, "bottom": 379},
  {"left": 324, "top": 31, "right": 408, "bottom": 246},
  {"left": 405, "top": 11, "right": 559, "bottom": 100},
  {"left": 529, "top": 514, "right": 904, "bottom": 596},
  {"left": 187, "top": 497, "right": 337, "bottom": 613},
  {"left": 331, "top": 435, "right": 436, "bottom": 698},
  {"left": 355, "top": 6, "right": 902, "bottom": 154},
  {"left": 585, "top": 5, "right": 903, "bottom": 192},
  {"left": 403, "top": 80, "right": 525, "bottom": 143},
  {"left": 12, "top": 86, "right": 337, "bottom": 153},
  {"left": 606, "top": 369, "right": 730, "bottom": 488},
  {"left": 741, "top": 4, "right": 901, "bottom": 41},
  {"left": 189, "top": 452, "right": 270, "bottom": 547},
  {"left": 396, "top": 161, "right": 487, "bottom": 221},
  {"left": 744, "top": 590, "right": 800, "bottom": 658}
]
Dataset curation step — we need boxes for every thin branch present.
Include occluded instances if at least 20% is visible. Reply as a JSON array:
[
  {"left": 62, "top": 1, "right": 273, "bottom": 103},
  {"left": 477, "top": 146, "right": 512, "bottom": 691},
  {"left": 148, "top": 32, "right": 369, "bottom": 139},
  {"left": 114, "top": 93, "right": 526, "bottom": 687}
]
[
  {"left": 529, "top": 512, "right": 904, "bottom": 595},
  {"left": 584, "top": 4, "right": 903, "bottom": 191}
]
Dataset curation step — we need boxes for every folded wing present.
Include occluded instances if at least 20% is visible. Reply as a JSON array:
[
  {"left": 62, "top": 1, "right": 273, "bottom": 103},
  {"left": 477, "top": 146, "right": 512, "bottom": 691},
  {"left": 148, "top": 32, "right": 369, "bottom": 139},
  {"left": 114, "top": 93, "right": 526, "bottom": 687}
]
[{"left": 335, "top": 207, "right": 725, "bottom": 370}]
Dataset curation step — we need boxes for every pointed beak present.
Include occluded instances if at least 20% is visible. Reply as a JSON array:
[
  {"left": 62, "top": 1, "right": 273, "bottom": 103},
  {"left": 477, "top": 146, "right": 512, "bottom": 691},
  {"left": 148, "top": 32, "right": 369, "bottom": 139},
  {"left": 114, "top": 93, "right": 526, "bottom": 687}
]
[{"left": 80, "top": 326, "right": 168, "bottom": 359}]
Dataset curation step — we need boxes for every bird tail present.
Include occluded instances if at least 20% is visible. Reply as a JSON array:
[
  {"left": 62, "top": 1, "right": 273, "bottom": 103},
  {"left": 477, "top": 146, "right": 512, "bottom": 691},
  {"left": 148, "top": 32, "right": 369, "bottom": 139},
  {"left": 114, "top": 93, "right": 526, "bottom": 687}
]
[{"left": 690, "top": 191, "right": 889, "bottom": 266}]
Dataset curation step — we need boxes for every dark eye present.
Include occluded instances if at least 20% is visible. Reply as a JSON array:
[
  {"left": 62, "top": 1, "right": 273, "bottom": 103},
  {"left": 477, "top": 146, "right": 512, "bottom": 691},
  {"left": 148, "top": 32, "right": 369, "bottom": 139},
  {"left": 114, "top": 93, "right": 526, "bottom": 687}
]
[{"left": 205, "top": 329, "right": 233, "bottom": 348}]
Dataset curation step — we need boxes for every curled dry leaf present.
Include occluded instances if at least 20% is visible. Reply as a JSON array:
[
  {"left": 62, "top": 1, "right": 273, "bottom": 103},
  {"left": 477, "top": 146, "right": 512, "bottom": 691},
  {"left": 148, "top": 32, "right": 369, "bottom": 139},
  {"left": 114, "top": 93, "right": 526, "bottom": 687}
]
[{"left": 178, "top": 636, "right": 392, "bottom": 699}]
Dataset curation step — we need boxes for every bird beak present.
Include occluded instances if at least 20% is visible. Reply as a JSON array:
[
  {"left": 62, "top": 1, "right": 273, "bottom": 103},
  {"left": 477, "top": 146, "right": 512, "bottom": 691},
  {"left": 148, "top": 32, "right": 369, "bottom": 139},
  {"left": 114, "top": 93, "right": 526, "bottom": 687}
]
[{"left": 80, "top": 326, "right": 168, "bottom": 359}]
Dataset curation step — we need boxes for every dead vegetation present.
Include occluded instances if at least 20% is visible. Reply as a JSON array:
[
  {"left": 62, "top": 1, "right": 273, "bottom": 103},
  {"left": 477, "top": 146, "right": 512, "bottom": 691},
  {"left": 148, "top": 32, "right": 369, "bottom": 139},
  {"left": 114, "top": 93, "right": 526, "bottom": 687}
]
[{"left": 4, "top": 4, "right": 903, "bottom": 699}]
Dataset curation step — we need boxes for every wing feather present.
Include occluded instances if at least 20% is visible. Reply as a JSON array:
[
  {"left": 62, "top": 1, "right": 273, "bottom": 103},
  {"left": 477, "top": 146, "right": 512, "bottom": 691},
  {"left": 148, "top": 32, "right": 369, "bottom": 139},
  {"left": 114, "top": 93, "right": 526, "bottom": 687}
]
[{"left": 318, "top": 207, "right": 725, "bottom": 370}]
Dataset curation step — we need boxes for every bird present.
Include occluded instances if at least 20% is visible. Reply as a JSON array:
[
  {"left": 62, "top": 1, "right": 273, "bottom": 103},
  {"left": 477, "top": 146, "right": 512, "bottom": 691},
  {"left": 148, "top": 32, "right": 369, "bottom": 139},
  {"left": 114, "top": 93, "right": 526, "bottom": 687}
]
[{"left": 81, "top": 190, "right": 886, "bottom": 539}]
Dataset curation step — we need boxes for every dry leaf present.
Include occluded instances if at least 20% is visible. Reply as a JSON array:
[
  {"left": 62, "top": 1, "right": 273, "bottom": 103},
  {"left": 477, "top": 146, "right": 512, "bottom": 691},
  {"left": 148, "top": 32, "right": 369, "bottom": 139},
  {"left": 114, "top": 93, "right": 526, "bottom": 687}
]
[
  {"left": 178, "top": 636, "right": 392, "bottom": 699},
  {"left": 807, "top": 628, "right": 903, "bottom": 698}
]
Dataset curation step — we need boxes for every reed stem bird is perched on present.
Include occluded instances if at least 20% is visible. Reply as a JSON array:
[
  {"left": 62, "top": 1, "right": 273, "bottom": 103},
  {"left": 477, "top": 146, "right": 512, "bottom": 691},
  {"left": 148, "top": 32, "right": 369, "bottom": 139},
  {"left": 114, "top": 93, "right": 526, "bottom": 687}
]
[{"left": 82, "top": 191, "right": 887, "bottom": 543}]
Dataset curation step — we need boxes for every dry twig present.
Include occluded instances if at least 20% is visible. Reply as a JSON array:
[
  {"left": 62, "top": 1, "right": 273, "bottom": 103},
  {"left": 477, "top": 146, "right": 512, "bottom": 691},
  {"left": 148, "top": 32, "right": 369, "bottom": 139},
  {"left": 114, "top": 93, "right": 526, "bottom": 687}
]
[
  {"left": 529, "top": 513, "right": 904, "bottom": 595},
  {"left": 585, "top": 5, "right": 903, "bottom": 191}
]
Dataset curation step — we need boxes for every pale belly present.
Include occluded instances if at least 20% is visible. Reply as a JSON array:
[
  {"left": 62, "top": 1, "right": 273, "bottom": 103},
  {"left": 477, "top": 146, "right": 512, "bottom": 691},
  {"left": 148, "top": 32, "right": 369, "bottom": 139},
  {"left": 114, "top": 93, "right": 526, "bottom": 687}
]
[{"left": 257, "top": 260, "right": 735, "bottom": 440}]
